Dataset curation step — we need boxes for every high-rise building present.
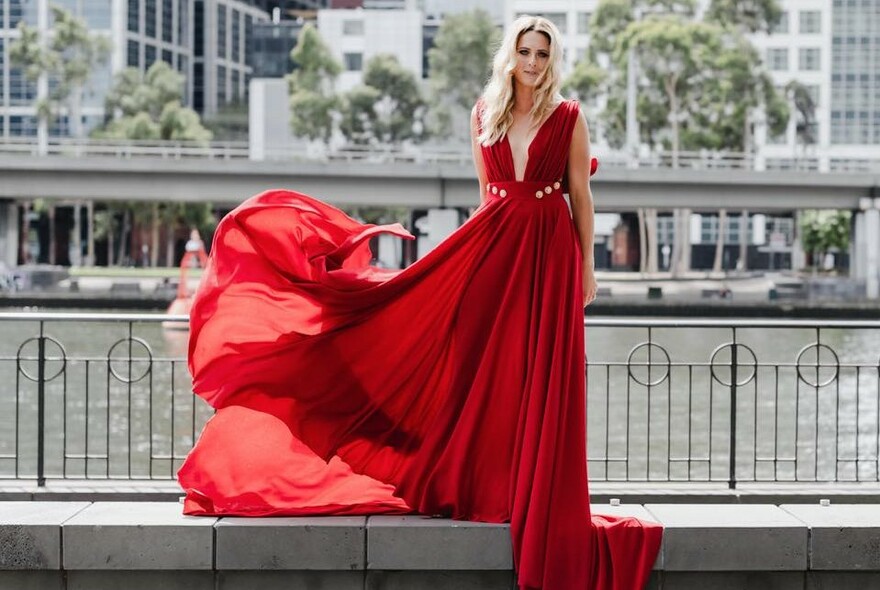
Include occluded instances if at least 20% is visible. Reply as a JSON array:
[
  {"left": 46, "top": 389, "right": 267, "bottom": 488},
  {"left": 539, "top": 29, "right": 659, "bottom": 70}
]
[
  {"left": 193, "top": 0, "right": 270, "bottom": 115},
  {"left": 0, "top": 0, "right": 270, "bottom": 138},
  {"left": 316, "top": 8, "right": 422, "bottom": 92}
]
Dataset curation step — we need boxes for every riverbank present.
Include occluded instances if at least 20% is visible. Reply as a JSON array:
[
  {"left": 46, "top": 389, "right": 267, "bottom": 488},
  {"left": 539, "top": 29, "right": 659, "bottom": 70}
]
[{"left": 2, "top": 268, "right": 877, "bottom": 317}]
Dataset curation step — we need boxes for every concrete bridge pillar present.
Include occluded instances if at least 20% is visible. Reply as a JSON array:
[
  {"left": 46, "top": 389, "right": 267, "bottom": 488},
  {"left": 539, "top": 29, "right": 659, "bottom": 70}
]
[
  {"left": 0, "top": 201, "right": 18, "bottom": 268},
  {"left": 857, "top": 197, "right": 880, "bottom": 299}
]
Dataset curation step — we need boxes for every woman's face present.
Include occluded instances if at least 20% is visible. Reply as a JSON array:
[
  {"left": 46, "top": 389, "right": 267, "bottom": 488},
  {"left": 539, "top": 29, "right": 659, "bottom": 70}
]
[{"left": 513, "top": 30, "right": 551, "bottom": 89}]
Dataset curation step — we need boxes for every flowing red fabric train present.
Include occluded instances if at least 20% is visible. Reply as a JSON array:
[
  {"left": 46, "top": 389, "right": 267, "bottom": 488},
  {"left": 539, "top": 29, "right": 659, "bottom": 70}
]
[{"left": 179, "top": 99, "right": 662, "bottom": 589}]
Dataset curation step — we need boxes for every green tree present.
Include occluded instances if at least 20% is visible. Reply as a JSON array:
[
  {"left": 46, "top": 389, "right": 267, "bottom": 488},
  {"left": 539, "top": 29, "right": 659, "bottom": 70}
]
[
  {"left": 800, "top": 211, "right": 851, "bottom": 270},
  {"left": 426, "top": 9, "right": 499, "bottom": 140},
  {"left": 287, "top": 24, "right": 342, "bottom": 143},
  {"left": 562, "top": 60, "right": 607, "bottom": 104},
  {"left": 705, "top": 0, "right": 782, "bottom": 34},
  {"left": 95, "top": 62, "right": 212, "bottom": 142},
  {"left": 702, "top": 0, "right": 786, "bottom": 272},
  {"left": 786, "top": 80, "right": 818, "bottom": 153},
  {"left": 340, "top": 54, "right": 427, "bottom": 145},
  {"left": 9, "top": 4, "right": 111, "bottom": 143}
]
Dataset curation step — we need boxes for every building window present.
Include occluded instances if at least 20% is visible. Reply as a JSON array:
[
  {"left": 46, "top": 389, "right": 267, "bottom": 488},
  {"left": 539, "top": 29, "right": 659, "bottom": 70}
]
[
  {"left": 232, "top": 10, "right": 241, "bottom": 62},
  {"left": 342, "top": 19, "right": 364, "bottom": 35},
  {"left": 179, "top": 0, "right": 189, "bottom": 47},
  {"left": 217, "top": 6, "right": 227, "bottom": 59},
  {"left": 84, "top": 1, "right": 112, "bottom": 28},
  {"left": 577, "top": 12, "right": 591, "bottom": 35},
  {"left": 805, "top": 84, "right": 820, "bottom": 107},
  {"left": 9, "top": 115, "right": 38, "bottom": 137},
  {"left": 799, "top": 47, "right": 820, "bottom": 71},
  {"left": 145, "top": 44, "right": 157, "bottom": 66},
  {"left": 799, "top": 10, "right": 821, "bottom": 34},
  {"left": 127, "top": 38, "right": 140, "bottom": 67},
  {"left": 770, "top": 10, "right": 788, "bottom": 34},
  {"left": 344, "top": 52, "right": 362, "bottom": 71},
  {"left": 162, "top": 49, "right": 173, "bottom": 66},
  {"left": 232, "top": 69, "right": 241, "bottom": 102},
  {"left": 244, "top": 15, "right": 254, "bottom": 68},
  {"left": 145, "top": 0, "right": 156, "bottom": 38},
  {"left": 766, "top": 48, "right": 788, "bottom": 71},
  {"left": 128, "top": 0, "right": 139, "bottom": 33},
  {"left": 217, "top": 65, "right": 227, "bottom": 104},
  {"left": 194, "top": 62, "right": 204, "bottom": 111},
  {"left": 539, "top": 12, "right": 566, "bottom": 32},
  {"left": 162, "top": 0, "right": 173, "bottom": 42},
  {"left": 194, "top": 1, "right": 204, "bottom": 57}
]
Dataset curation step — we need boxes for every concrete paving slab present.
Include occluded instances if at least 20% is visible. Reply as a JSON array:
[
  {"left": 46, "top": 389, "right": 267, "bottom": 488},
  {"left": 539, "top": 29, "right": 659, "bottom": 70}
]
[
  {"left": 0, "top": 501, "right": 89, "bottom": 569},
  {"left": 645, "top": 504, "right": 807, "bottom": 571},
  {"left": 781, "top": 504, "right": 880, "bottom": 570},
  {"left": 62, "top": 502, "right": 215, "bottom": 570},
  {"left": 367, "top": 515, "right": 512, "bottom": 571},
  {"left": 215, "top": 516, "right": 366, "bottom": 570}
]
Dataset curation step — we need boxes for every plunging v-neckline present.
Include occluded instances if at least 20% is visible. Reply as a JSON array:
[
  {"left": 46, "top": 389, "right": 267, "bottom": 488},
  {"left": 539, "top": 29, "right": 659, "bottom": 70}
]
[{"left": 505, "top": 101, "right": 565, "bottom": 182}]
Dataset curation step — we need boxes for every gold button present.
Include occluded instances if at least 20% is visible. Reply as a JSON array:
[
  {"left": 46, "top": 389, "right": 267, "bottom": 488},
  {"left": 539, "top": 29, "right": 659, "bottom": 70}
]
[
  {"left": 535, "top": 190, "right": 543, "bottom": 198},
  {"left": 500, "top": 189, "right": 507, "bottom": 197},
  {"left": 492, "top": 186, "right": 498, "bottom": 195},
  {"left": 544, "top": 186, "right": 552, "bottom": 194},
  {"left": 553, "top": 181, "right": 561, "bottom": 190}
]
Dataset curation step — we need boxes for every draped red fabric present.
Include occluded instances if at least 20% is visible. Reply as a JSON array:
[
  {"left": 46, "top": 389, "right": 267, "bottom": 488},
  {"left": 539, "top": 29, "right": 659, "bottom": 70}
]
[{"left": 179, "top": 99, "right": 663, "bottom": 589}]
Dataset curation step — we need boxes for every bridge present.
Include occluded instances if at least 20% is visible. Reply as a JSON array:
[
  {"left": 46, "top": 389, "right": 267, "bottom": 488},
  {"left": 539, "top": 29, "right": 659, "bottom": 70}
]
[
  {"left": 0, "top": 153, "right": 877, "bottom": 211},
  {"left": 2, "top": 142, "right": 880, "bottom": 297}
]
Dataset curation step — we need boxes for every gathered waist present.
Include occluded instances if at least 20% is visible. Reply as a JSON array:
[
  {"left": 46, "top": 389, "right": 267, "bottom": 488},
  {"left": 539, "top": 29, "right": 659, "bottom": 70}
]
[{"left": 486, "top": 180, "right": 564, "bottom": 201}]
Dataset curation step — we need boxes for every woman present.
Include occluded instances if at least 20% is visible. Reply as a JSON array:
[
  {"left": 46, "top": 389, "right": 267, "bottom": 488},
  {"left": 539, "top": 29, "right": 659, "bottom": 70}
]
[{"left": 179, "top": 15, "right": 662, "bottom": 590}]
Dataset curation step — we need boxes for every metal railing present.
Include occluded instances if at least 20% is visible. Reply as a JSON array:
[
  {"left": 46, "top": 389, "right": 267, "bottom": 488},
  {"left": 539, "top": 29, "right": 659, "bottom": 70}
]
[
  {"left": 1, "top": 313, "right": 878, "bottom": 487},
  {"left": 2, "top": 136, "right": 875, "bottom": 173}
]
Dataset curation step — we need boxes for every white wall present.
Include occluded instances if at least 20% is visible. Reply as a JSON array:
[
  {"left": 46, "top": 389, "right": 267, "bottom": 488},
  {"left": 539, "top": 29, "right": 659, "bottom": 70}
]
[{"left": 318, "top": 9, "right": 423, "bottom": 93}]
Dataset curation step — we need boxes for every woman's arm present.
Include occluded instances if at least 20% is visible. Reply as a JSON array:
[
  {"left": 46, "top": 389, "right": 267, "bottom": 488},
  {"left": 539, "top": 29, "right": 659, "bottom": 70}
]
[
  {"left": 567, "top": 108, "right": 598, "bottom": 306},
  {"left": 470, "top": 105, "right": 489, "bottom": 204}
]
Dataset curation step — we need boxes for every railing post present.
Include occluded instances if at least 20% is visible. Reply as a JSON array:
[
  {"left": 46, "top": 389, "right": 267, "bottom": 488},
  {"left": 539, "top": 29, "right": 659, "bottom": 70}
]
[
  {"left": 728, "top": 333, "right": 738, "bottom": 489},
  {"left": 37, "top": 323, "right": 46, "bottom": 487}
]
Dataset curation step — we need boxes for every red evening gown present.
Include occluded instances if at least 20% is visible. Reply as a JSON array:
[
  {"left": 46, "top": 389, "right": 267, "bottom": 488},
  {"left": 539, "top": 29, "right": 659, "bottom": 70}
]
[{"left": 178, "top": 99, "right": 663, "bottom": 589}]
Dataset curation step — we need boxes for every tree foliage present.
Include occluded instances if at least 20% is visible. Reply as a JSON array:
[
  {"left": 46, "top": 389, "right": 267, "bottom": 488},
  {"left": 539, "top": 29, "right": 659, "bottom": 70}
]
[
  {"left": 582, "top": 0, "right": 787, "bottom": 153},
  {"left": 95, "top": 62, "right": 211, "bottom": 142},
  {"left": 287, "top": 24, "right": 342, "bottom": 143},
  {"left": 786, "top": 80, "right": 818, "bottom": 147},
  {"left": 800, "top": 211, "right": 851, "bottom": 263},
  {"left": 705, "top": 0, "right": 782, "bottom": 34},
  {"left": 426, "top": 10, "right": 499, "bottom": 139},
  {"left": 9, "top": 4, "right": 110, "bottom": 134},
  {"left": 340, "top": 54, "right": 426, "bottom": 145}
]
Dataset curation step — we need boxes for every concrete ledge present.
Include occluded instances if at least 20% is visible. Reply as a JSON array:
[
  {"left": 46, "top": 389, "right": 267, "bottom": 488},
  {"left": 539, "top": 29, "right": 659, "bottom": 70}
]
[
  {"left": 0, "top": 502, "right": 89, "bottom": 569},
  {"left": 367, "top": 515, "right": 511, "bottom": 570},
  {"left": 0, "top": 501, "right": 878, "bottom": 590},
  {"left": 645, "top": 504, "right": 807, "bottom": 571},
  {"left": 63, "top": 502, "right": 216, "bottom": 570},
  {"left": 781, "top": 504, "right": 880, "bottom": 570},
  {"left": 215, "top": 516, "right": 366, "bottom": 570}
]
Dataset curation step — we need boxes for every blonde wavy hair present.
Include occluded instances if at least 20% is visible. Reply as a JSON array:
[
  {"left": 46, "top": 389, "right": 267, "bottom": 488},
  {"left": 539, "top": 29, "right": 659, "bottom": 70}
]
[{"left": 477, "top": 15, "right": 564, "bottom": 146}]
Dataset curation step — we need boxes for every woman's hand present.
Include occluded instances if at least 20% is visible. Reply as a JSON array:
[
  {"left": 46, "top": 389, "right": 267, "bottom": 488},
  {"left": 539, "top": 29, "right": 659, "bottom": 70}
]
[{"left": 583, "top": 264, "right": 598, "bottom": 307}]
